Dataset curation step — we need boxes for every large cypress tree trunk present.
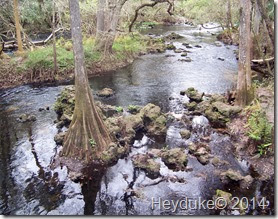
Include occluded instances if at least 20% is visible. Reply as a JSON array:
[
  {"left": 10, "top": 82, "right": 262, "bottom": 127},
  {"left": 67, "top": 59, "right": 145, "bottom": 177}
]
[
  {"left": 63, "top": 0, "right": 112, "bottom": 163},
  {"left": 13, "top": 0, "right": 23, "bottom": 52},
  {"left": 236, "top": 0, "right": 252, "bottom": 107},
  {"left": 95, "top": 0, "right": 127, "bottom": 55}
]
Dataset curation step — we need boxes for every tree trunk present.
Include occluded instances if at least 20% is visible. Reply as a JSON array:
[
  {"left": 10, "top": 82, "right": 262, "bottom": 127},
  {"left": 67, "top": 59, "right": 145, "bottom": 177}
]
[
  {"left": 253, "top": 0, "right": 261, "bottom": 35},
  {"left": 256, "top": 0, "right": 274, "bottom": 48},
  {"left": 52, "top": 0, "right": 58, "bottom": 75},
  {"left": 13, "top": 0, "right": 23, "bottom": 52},
  {"left": 226, "top": 0, "right": 233, "bottom": 29},
  {"left": 95, "top": 0, "right": 127, "bottom": 55},
  {"left": 63, "top": 0, "right": 112, "bottom": 163},
  {"left": 236, "top": 0, "right": 252, "bottom": 107}
]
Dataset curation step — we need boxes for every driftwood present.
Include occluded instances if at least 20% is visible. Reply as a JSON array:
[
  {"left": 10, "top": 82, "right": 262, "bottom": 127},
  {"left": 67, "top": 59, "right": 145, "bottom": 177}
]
[
  {"left": 33, "top": 28, "right": 62, "bottom": 45},
  {"left": 1, "top": 28, "right": 63, "bottom": 51},
  {"left": 251, "top": 57, "right": 274, "bottom": 76},
  {"left": 201, "top": 23, "right": 222, "bottom": 29},
  {"left": 251, "top": 57, "right": 274, "bottom": 63}
]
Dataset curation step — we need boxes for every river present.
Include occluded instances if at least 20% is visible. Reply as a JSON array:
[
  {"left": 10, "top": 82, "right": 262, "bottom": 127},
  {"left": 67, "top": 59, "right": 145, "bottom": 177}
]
[{"left": 0, "top": 24, "right": 273, "bottom": 215}]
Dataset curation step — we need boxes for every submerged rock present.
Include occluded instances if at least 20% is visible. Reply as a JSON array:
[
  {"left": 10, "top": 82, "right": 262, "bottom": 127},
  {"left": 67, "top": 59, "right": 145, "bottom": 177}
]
[
  {"left": 161, "top": 148, "right": 188, "bottom": 171},
  {"left": 174, "top": 48, "right": 183, "bottom": 53},
  {"left": 188, "top": 142, "right": 211, "bottom": 165},
  {"left": 97, "top": 88, "right": 114, "bottom": 97},
  {"left": 182, "top": 42, "right": 190, "bottom": 46},
  {"left": 221, "top": 169, "right": 243, "bottom": 181},
  {"left": 178, "top": 57, "right": 192, "bottom": 62},
  {"left": 220, "top": 169, "right": 254, "bottom": 190},
  {"left": 166, "top": 43, "right": 176, "bottom": 50},
  {"left": 18, "top": 114, "right": 37, "bottom": 122},
  {"left": 54, "top": 132, "right": 67, "bottom": 145},
  {"left": 181, "top": 52, "right": 187, "bottom": 57},
  {"left": 164, "top": 32, "right": 184, "bottom": 40}
]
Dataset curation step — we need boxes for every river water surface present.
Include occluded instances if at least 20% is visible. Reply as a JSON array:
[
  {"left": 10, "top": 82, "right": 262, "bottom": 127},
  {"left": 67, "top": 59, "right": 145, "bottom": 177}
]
[{"left": 0, "top": 24, "right": 273, "bottom": 215}]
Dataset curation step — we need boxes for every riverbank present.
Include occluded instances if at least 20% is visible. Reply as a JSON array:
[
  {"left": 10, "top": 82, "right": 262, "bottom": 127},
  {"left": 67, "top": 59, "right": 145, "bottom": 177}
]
[{"left": 0, "top": 33, "right": 165, "bottom": 90}]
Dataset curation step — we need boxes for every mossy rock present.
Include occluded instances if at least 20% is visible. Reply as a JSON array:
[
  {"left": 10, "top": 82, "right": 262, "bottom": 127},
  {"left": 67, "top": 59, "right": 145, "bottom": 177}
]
[
  {"left": 54, "top": 86, "right": 75, "bottom": 117},
  {"left": 164, "top": 32, "right": 184, "bottom": 40},
  {"left": 146, "top": 115, "right": 167, "bottom": 138},
  {"left": 221, "top": 169, "right": 243, "bottom": 181},
  {"left": 215, "top": 189, "right": 232, "bottom": 205},
  {"left": 204, "top": 108, "right": 229, "bottom": 128},
  {"left": 180, "top": 129, "right": 191, "bottom": 139},
  {"left": 174, "top": 49, "right": 183, "bottom": 53},
  {"left": 166, "top": 43, "right": 176, "bottom": 50},
  {"left": 101, "top": 144, "right": 128, "bottom": 164},
  {"left": 180, "top": 87, "right": 203, "bottom": 102},
  {"left": 97, "top": 88, "right": 114, "bottom": 97},
  {"left": 132, "top": 154, "right": 161, "bottom": 179},
  {"left": 212, "top": 101, "right": 242, "bottom": 117},
  {"left": 140, "top": 103, "right": 161, "bottom": 123},
  {"left": 161, "top": 148, "right": 188, "bottom": 171},
  {"left": 124, "top": 114, "right": 144, "bottom": 132},
  {"left": 184, "top": 101, "right": 197, "bottom": 111},
  {"left": 105, "top": 116, "right": 123, "bottom": 136}
]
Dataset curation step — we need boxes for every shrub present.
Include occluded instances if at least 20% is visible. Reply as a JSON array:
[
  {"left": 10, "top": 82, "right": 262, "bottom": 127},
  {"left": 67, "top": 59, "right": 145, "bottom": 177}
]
[{"left": 245, "top": 100, "right": 273, "bottom": 156}]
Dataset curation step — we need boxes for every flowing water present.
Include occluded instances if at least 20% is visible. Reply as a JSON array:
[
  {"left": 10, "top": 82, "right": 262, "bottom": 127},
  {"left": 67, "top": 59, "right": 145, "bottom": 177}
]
[{"left": 0, "top": 24, "right": 273, "bottom": 215}]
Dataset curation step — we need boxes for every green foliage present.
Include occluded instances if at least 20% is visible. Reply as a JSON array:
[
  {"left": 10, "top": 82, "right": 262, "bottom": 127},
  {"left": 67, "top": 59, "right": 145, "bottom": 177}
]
[
  {"left": 137, "top": 21, "right": 157, "bottom": 30},
  {"left": 178, "top": 0, "right": 240, "bottom": 26},
  {"left": 245, "top": 100, "right": 273, "bottom": 156},
  {"left": 128, "top": 105, "right": 138, "bottom": 111},
  {"left": 113, "top": 34, "right": 147, "bottom": 53},
  {"left": 24, "top": 46, "right": 74, "bottom": 70},
  {"left": 116, "top": 106, "right": 124, "bottom": 112},
  {"left": 89, "top": 138, "right": 96, "bottom": 148},
  {"left": 266, "top": 0, "right": 274, "bottom": 20}
]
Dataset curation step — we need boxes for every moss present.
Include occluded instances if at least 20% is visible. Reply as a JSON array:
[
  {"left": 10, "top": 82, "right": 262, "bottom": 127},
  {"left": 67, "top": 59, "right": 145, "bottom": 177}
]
[{"left": 161, "top": 148, "right": 188, "bottom": 171}]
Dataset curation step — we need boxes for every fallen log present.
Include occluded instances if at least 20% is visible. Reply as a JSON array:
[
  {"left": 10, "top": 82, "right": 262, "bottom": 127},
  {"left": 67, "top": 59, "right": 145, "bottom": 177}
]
[
  {"left": 251, "top": 57, "right": 274, "bottom": 63},
  {"left": 1, "top": 28, "right": 63, "bottom": 50}
]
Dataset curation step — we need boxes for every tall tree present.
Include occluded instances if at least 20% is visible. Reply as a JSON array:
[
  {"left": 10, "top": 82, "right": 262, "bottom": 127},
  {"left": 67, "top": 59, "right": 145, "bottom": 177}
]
[
  {"left": 63, "top": 0, "right": 112, "bottom": 162},
  {"left": 13, "top": 0, "right": 23, "bottom": 52},
  {"left": 236, "top": 0, "right": 252, "bottom": 107},
  {"left": 95, "top": 0, "right": 127, "bottom": 55},
  {"left": 256, "top": 0, "right": 274, "bottom": 49},
  {"left": 226, "top": 0, "right": 233, "bottom": 30},
  {"left": 52, "top": 0, "right": 58, "bottom": 75}
]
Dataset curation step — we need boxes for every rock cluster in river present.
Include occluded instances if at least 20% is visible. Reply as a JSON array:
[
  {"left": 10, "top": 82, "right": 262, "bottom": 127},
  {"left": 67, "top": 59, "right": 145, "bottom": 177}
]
[
  {"left": 132, "top": 147, "right": 188, "bottom": 178},
  {"left": 53, "top": 86, "right": 169, "bottom": 164},
  {"left": 181, "top": 87, "right": 242, "bottom": 128}
]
